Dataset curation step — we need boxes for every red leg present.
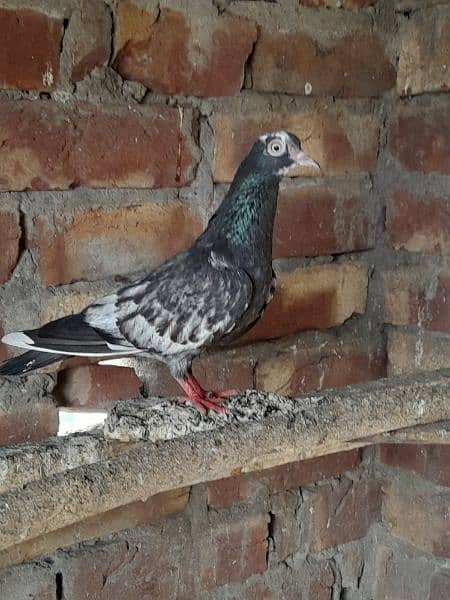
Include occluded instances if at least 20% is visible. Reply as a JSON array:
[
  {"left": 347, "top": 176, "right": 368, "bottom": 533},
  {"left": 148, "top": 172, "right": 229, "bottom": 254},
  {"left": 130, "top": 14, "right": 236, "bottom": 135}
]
[{"left": 176, "top": 373, "right": 235, "bottom": 414}]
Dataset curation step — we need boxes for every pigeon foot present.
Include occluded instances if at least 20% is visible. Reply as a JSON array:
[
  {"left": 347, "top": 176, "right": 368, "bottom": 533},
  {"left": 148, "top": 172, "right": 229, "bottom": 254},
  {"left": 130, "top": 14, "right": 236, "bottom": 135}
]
[{"left": 176, "top": 375, "right": 235, "bottom": 414}]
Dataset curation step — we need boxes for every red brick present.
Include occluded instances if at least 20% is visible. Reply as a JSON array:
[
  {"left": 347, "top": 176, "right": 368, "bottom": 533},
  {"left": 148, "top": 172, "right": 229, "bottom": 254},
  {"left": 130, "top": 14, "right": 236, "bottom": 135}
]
[
  {"left": 252, "top": 29, "right": 395, "bottom": 97},
  {"left": 273, "top": 184, "right": 372, "bottom": 259},
  {"left": 128, "top": 347, "right": 255, "bottom": 399},
  {"left": 269, "top": 492, "right": 301, "bottom": 562},
  {"left": 378, "top": 444, "right": 450, "bottom": 488},
  {"left": 55, "top": 364, "right": 142, "bottom": 409},
  {"left": 0, "top": 211, "right": 20, "bottom": 283},
  {"left": 387, "top": 191, "right": 450, "bottom": 255},
  {"left": 115, "top": 8, "right": 257, "bottom": 96},
  {"left": 383, "top": 478, "right": 450, "bottom": 557},
  {"left": 29, "top": 202, "right": 203, "bottom": 285},
  {"left": 305, "top": 559, "right": 335, "bottom": 600},
  {"left": 390, "top": 103, "right": 450, "bottom": 174},
  {"left": 387, "top": 328, "right": 450, "bottom": 376},
  {"left": 397, "top": 7, "right": 450, "bottom": 96},
  {"left": 68, "top": 0, "right": 112, "bottom": 81},
  {"left": 58, "top": 523, "right": 201, "bottom": 599},
  {"left": 382, "top": 267, "right": 450, "bottom": 334},
  {"left": 310, "top": 479, "right": 381, "bottom": 551},
  {"left": 200, "top": 512, "right": 268, "bottom": 589},
  {"left": 115, "top": 1, "right": 158, "bottom": 54},
  {"left": 0, "top": 101, "right": 198, "bottom": 191},
  {"left": 0, "top": 400, "right": 58, "bottom": 446},
  {"left": 213, "top": 109, "right": 380, "bottom": 181},
  {"left": 429, "top": 571, "right": 450, "bottom": 600},
  {"left": 194, "top": 350, "right": 255, "bottom": 392},
  {"left": 300, "top": 0, "right": 376, "bottom": 6},
  {"left": 207, "top": 450, "right": 361, "bottom": 508},
  {"left": 256, "top": 331, "right": 385, "bottom": 395},
  {"left": 245, "top": 263, "right": 367, "bottom": 343},
  {"left": 0, "top": 8, "right": 62, "bottom": 91},
  {"left": 3, "top": 488, "right": 190, "bottom": 568}
]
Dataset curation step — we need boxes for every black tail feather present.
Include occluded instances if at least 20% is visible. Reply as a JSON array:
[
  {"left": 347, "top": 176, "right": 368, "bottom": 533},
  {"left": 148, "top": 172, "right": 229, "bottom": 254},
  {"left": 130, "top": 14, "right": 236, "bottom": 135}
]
[{"left": 0, "top": 351, "right": 65, "bottom": 376}]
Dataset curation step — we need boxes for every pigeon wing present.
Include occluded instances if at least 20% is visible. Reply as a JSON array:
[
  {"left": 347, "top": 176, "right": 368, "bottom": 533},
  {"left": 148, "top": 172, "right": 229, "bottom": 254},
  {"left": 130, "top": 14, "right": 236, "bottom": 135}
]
[{"left": 107, "top": 249, "right": 254, "bottom": 356}]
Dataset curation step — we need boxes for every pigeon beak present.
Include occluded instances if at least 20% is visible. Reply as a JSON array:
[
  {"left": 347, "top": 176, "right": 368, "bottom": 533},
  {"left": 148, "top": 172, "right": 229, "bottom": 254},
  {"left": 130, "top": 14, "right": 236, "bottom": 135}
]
[{"left": 292, "top": 149, "right": 320, "bottom": 170}]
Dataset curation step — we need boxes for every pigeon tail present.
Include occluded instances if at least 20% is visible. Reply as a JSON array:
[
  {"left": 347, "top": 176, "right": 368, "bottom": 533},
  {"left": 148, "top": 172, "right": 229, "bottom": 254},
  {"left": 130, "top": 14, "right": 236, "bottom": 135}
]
[{"left": 0, "top": 350, "right": 65, "bottom": 376}]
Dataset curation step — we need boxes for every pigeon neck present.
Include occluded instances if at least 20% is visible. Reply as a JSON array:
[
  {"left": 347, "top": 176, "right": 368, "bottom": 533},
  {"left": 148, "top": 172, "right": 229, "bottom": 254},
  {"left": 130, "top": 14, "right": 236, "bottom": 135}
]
[{"left": 211, "top": 171, "right": 280, "bottom": 248}]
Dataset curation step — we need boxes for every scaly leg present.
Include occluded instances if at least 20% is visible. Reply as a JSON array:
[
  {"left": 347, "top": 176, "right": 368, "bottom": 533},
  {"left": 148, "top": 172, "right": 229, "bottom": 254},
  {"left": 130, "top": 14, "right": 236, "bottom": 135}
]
[{"left": 176, "top": 373, "right": 236, "bottom": 414}]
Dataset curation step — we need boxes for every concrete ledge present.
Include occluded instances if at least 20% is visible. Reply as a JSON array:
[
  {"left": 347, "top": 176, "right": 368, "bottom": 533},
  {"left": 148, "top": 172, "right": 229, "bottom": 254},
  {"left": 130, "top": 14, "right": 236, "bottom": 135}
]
[{"left": 0, "top": 370, "right": 448, "bottom": 560}]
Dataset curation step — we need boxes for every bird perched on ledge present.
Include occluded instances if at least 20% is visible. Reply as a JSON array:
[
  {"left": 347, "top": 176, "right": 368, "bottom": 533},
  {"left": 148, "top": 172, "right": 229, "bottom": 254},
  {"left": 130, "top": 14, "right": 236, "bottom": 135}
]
[{"left": 0, "top": 131, "right": 319, "bottom": 413}]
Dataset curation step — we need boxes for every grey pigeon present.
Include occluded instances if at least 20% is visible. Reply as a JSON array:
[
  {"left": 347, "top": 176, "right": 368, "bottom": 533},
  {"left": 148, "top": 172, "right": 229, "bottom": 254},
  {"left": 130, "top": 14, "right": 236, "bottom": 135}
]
[{"left": 0, "top": 131, "right": 319, "bottom": 412}]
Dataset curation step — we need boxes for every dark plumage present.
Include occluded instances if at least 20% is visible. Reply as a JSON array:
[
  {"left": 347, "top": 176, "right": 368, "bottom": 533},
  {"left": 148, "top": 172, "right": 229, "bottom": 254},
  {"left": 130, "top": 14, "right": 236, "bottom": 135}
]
[{"left": 0, "top": 131, "right": 319, "bottom": 412}]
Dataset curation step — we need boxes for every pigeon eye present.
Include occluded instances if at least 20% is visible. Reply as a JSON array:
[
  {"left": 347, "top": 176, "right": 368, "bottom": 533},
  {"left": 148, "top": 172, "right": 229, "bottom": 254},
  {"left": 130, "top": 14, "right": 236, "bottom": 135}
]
[{"left": 267, "top": 139, "right": 285, "bottom": 157}]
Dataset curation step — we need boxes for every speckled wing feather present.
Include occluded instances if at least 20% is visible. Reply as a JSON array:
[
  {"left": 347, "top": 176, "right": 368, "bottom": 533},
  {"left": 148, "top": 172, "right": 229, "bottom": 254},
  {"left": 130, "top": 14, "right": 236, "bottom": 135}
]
[{"left": 85, "top": 248, "right": 254, "bottom": 358}]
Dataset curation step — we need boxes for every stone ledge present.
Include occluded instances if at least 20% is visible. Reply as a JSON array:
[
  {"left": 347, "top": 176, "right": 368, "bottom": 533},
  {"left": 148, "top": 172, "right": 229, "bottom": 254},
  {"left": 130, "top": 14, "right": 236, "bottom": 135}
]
[{"left": 0, "top": 370, "right": 448, "bottom": 565}]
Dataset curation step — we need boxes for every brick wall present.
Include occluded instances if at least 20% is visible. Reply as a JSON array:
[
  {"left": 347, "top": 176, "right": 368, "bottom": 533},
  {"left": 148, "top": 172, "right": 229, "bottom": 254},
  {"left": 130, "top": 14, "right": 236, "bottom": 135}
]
[
  {"left": 0, "top": 446, "right": 448, "bottom": 598},
  {"left": 0, "top": 0, "right": 449, "bottom": 597}
]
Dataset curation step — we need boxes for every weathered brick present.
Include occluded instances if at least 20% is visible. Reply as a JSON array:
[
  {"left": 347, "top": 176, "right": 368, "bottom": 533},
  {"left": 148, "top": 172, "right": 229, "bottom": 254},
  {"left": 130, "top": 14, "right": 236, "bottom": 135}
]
[
  {"left": 115, "top": 1, "right": 158, "bottom": 54},
  {"left": 387, "top": 191, "right": 450, "bottom": 255},
  {"left": 0, "top": 562, "right": 55, "bottom": 600},
  {"left": 55, "top": 364, "right": 142, "bottom": 408},
  {"left": 429, "top": 571, "right": 450, "bottom": 600},
  {"left": 252, "top": 29, "right": 395, "bottom": 97},
  {"left": 383, "top": 478, "right": 450, "bottom": 557},
  {"left": 373, "top": 544, "right": 435, "bottom": 600},
  {"left": 115, "top": 8, "right": 257, "bottom": 96},
  {"left": 246, "top": 262, "right": 368, "bottom": 343},
  {"left": 256, "top": 335, "right": 385, "bottom": 396},
  {"left": 67, "top": 0, "right": 112, "bottom": 81},
  {"left": 0, "top": 211, "right": 20, "bottom": 283},
  {"left": 42, "top": 289, "right": 110, "bottom": 324},
  {"left": 310, "top": 478, "right": 381, "bottom": 551},
  {"left": 305, "top": 559, "right": 336, "bottom": 600},
  {"left": 194, "top": 350, "right": 255, "bottom": 393},
  {"left": 397, "top": 0, "right": 445, "bottom": 8},
  {"left": 382, "top": 267, "right": 450, "bottom": 334},
  {"left": 1, "top": 488, "right": 190, "bottom": 568},
  {"left": 130, "top": 347, "right": 255, "bottom": 398},
  {"left": 0, "top": 8, "right": 62, "bottom": 91},
  {"left": 55, "top": 517, "right": 199, "bottom": 599},
  {"left": 207, "top": 450, "right": 361, "bottom": 508},
  {"left": 390, "top": 103, "right": 450, "bottom": 174},
  {"left": 274, "top": 184, "right": 372, "bottom": 259},
  {"left": 378, "top": 444, "right": 450, "bottom": 487},
  {"left": 0, "top": 324, "right": 8, "bottom": 363},
  {"left": 213, "top": 109, "right": 380, "bottom": 181},
  {"left": 0, "top": 398, "right": 58, "bottom": 446},
  {"left": 300, "top": 0, "right": 376, "bottom": 6},
  {"left": 397, "top": 7, "right": 450, "bottom": 96},
  {"left": 56, "top": 509, "right": 266, "bottom": 598},
  {"left": 0, "top": 101, "right": 198, "bottom": 191},
  {"left": 29, "top": 202, "right": 203, "bottom": 285},
  {"left": 387, "top": 328, "right": 450, "bottom": 376},
  {"left": 269, "top": 492, "right": 301, "bottom": 562},
  {"left": 200, "top": 512, "right": 268, "bottom": 589}
]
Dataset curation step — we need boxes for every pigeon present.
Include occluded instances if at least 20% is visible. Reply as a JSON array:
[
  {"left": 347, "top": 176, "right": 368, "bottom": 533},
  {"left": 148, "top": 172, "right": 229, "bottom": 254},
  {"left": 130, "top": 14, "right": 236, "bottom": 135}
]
[{"left": 0, "top": 131, "right": 319, "bottom": 413}]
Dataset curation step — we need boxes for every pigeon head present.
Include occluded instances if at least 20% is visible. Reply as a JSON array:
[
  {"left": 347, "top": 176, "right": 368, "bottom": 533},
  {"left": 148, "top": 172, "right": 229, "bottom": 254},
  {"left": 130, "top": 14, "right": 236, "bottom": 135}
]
[{"left": 249, "top": 131, "right": 319, "bottom": 177}]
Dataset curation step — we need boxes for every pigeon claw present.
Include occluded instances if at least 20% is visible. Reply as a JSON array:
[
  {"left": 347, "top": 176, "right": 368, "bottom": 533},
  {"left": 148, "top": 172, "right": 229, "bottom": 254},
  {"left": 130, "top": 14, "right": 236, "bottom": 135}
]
[
  {"left": 176, "top": 375, "right": 235, "bottom": 414},
  {"left": 178, "top": 393, "right": 227, "bottom": 414}
]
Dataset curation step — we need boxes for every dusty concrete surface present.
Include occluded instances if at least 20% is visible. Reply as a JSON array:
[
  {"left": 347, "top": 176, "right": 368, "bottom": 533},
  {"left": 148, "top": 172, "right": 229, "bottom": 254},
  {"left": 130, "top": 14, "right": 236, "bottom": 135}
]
[
  {"left": 104, "top": 369, "right": 450, "bottom": 444},
  {"left": 0, "top": 430, "right": 138, "bottom": 494},
  {"left": 0, "top": 370, "right": 448, "bottom": 553}
]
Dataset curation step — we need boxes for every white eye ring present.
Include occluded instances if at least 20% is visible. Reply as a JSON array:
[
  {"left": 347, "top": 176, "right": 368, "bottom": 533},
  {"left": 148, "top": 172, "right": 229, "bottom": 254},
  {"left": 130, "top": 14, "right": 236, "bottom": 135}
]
[{"left": 267, "top": 138, "right": 285, "bottom": 157}]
